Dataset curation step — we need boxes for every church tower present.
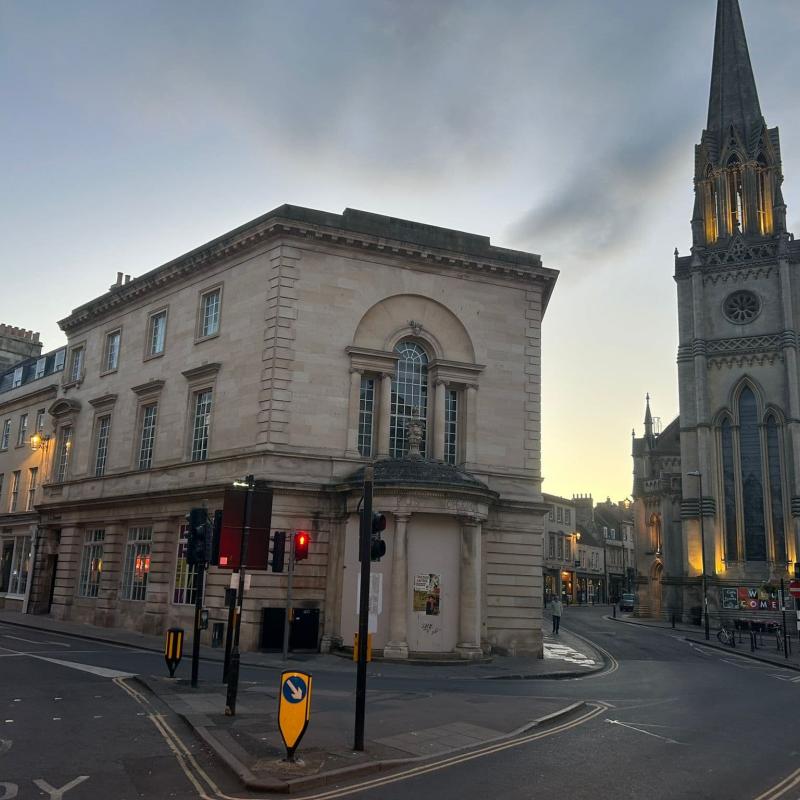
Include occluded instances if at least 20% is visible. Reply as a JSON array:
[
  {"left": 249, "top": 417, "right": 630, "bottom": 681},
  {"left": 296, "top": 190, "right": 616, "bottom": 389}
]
[{"left": 676, "top": 0, "right": 800, "bottom": 607}]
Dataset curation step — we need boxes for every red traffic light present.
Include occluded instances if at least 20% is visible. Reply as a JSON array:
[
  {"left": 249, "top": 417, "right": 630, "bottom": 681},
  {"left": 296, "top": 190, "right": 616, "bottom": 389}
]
[{"left": 295, "top": 531, "right": 310, "bottom": 561}]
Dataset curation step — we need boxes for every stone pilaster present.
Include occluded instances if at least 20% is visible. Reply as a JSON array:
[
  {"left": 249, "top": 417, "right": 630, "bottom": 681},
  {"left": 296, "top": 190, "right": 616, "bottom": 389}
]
[
  {"left": 377, "top": 372, "right": 392, "bottom": 458},
  {"left": 465, "top": 385, "right": 478, "bottom": 465},
  {"left": 456, "top": 517, "right": 483, "bottom": 659},
  {"left": 384, "top": 512, "right": 410, "bottom": 659},
  {"left": 320, "top": 515, "right": 347, "bottom": 652},
  {"left": 50, "top": 525, "right": 82, "bottom": 621},
  {"left": 345, "top": 369, "right": 362, "bottom": 457},
  {"left": 95, "top": 523, "right": 124, "bottom": 627},
  {"left": 433, "top": 380, "right": 446, "bottom": 461}
]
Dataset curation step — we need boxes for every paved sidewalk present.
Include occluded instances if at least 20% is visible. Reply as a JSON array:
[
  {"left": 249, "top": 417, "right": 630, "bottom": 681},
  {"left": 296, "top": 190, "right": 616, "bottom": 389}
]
[{"left": 0, "top": 610, "right": 603, "bottom": 791}]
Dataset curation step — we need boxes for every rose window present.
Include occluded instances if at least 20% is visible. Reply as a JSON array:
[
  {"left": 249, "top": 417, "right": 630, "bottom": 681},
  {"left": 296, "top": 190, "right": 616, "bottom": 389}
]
[{"left": 723, "top": 291, "right": 760, "bottom": 324}]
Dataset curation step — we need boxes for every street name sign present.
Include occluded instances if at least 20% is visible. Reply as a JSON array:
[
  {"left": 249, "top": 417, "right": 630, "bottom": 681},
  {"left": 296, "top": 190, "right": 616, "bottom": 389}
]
[{"left": 278, "top": 671, "right": 312, "bottom": 761}]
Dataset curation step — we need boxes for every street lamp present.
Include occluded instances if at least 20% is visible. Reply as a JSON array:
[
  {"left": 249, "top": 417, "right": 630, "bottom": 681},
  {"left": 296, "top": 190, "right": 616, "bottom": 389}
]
[{"left": 686, "top": 470, "right": 710, "bottom": 640}]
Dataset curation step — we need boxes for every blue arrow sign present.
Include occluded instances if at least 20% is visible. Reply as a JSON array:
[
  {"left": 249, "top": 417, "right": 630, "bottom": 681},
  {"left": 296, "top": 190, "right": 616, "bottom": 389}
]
[{"left": 282, "top": 675, "right": 307, "bottom": 704}]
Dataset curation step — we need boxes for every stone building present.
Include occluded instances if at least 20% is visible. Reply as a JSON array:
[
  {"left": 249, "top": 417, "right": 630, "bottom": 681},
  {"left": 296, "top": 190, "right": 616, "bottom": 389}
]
[
  {"left": 634, "top": 0, "right": 800, "bottom": 621},
  {"left": 0, "top": 344, "right": 66, "bottom": 611},
  {"left": 26, "top": 205, "right": 557, "bottom": 657},
  {"left": 0, "top": 325, "right": 42, "bottom": 373},
  {"left": 541, "top": 493, "right": 577, "bottom": 602}
]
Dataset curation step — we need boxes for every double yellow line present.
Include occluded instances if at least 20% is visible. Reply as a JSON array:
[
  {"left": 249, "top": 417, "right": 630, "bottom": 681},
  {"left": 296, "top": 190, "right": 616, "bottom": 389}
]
[
  {"left": 113, "top": 676, "right": 607, "bottom": 800},
  {"left": 754, "top": 765, "right": 800, "bottom": 800}
]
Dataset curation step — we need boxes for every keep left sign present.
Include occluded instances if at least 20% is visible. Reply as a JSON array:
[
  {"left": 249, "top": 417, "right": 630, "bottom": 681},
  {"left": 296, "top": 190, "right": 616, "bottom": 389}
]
[{"left": 278, "top": 670, "right": 312, "bottom": 760}]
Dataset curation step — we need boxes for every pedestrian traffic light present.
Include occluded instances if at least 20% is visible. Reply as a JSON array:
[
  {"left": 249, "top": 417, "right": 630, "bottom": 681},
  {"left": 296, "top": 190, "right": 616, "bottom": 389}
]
[
  {"left": 186, "top": 507, "right": 210, "bottom": 565},
  {"left": 294, "top": 531, "right": 310, "bottom": 561},
  {"left": 271, "top": 530, "right": 286, "bottom": 572},
  {"left": 370, "top": 513, "right": 387, "bottom": 561}
]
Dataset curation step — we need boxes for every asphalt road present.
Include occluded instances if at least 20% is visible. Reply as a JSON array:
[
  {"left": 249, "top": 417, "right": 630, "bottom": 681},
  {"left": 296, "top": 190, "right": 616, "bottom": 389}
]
[{"left": 2, "top": 609, "right": 799, "bottom": 799}]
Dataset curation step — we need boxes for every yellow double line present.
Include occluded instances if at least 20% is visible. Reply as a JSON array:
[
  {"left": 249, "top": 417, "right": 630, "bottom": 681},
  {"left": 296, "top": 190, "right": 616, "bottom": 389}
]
[
  {"left": 754, "top": 765, "right": 800, "bottom": 800},
  {"left": 114, "top": 676, "right": 607, "bottom": 800}
]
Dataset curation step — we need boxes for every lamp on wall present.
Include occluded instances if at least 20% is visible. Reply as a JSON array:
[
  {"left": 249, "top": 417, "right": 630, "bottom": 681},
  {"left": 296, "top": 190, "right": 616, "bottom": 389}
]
[{"left": 30, "top": 432, "right": 51, "bottom": 452}]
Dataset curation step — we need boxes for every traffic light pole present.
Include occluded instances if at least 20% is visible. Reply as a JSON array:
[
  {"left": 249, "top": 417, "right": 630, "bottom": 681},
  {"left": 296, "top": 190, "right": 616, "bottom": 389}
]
[
  {"left": 225, "top": 473, "right": 254, "bottom": 716},
  {"left": 282, "top": 533, "right": 296, "bottom": 662},
  {"left": 191, "top": 561, "right": 205, "bottom": 688},
  {"left": 354, "top": 466, "right": 373, "bottom": 752}
]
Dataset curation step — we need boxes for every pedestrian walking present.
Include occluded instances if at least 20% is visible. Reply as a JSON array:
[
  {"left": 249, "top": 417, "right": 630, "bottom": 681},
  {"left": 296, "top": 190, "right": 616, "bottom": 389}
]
[{"left": 551, "top": 596, "right": 563, "bottom": 635}]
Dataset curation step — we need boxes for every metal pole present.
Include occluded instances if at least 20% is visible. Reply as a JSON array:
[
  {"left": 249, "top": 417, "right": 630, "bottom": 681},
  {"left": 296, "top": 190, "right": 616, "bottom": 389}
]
[
  {"left": 781, "top": 578, "right": 789, "bottom": 659},
  {"left": 354, "top": 466, "right": 373, "bottom": 752},
  {"left": 698, "top": 472, "right": 710, "bottom": 641},
  {"left": 282, "top": 533, "right": 295, "bottom": 661},
  {"left": 225, "top": 474, "right": 254, "bottom": 716},
  {"left": 191, "top": 561, "right": 205, "bottom": 688},
  {"left": 222, "top": 587, "right": 237, "bottom": 683}
]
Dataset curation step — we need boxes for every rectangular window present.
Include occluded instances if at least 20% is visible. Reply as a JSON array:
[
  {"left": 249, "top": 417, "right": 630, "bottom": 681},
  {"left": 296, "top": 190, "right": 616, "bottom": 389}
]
[
  {"left": 191, "top": 390, "right": 212, "bottom": 461},
  {"left": 34, "top": 357, "right": 46, "bottom": 380},
  {"left": 9, "top": 471, "right": 20, "bottom": 513},
  {"left": 53, "top": 348, "right": 66, "bottom": 372},
  {"left": 55, "top": 426, "right": 73, "bottom": 483},
  {"left": 557, "top": 507, "right": 563, "bottom": 523},
  {"left": 26, "top": 468, "right": 38, "bottom": 512},
  {"left": 147, "top": 310, "right": 167, "bottom": 357},
  {"left": 121, "top": 527, "right": 152, "bottom": 601},
  {"left": 1, "top": 420, "right": 10, "bottom": 450},
  {"left": 7, "top": 536, "right": 32, "bottom": 595},
  {"left": 173, "top": 525, "right": 198, "bottom": 605},
  {"left": 78, "top": 529, "right": 105, "bottom": 598},
  {"left": 444, "top": 389, "right": 459, "bottom": 465},
  {"left": 68, "top": 346, "right": 84, "bottom": 383},
  {"left": 565, "top": 539, "right": 571, "bottom": 561},
  {"left": 35, "top": 409, "right": 45, "bottom": 433},
  {"left": 138, "top": 404, "right": 158, "bottom": 470},
  {"left": 565, "top": 509, "right": 571, "bottom": 524},
  {"left": 557, "top": 537, "right": 563, "bottom": 560},
  {"left": 548, "top": 508, "right": 554, "bottom": 521},
  {"left": 358, "top": 377, "right": 375, "bottom": 457},
  {"left": 199, "top": 289, "right": 221, "bottom": 338},
  {"left": 94, "top": 416, "right": 111, "bottom": 477},
  {"left": 12, "top": 366, "right": 23, "bottom": 388},
  {"left": 103, "top": 330, "right": 121, "bottom": 372},
  {"left": 16, "top": 414, "right": 27, "bottom": 447},
  {"left": 549, "top": 535, "right": 555, "bottom": 559}
]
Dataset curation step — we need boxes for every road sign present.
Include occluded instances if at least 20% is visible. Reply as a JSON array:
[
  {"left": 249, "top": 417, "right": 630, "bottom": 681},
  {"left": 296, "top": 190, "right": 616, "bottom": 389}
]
[
  {"left": 278, "top": 671, "right": 312, "bottom": 760},
  {"left": 789, "top": 581, "right": 800, "bottom": 598}
]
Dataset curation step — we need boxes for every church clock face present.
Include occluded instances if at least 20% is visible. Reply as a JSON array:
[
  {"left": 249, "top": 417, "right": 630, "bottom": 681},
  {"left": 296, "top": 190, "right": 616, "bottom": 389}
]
[{"left": 723, "top": 290, "right": 761, "bottom": 324}]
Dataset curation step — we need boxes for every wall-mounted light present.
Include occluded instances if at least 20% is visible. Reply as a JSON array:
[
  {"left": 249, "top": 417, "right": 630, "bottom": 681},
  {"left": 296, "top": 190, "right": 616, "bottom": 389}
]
[{"left": 30, "top": 432, "right": 51, "bottom": 452}]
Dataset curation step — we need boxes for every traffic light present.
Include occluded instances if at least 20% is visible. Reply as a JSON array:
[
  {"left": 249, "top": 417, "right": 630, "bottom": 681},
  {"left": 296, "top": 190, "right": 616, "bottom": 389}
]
[
  {"left": 370, "top": 513, "right": 387, "bottom": 561},
  {"left": 210, "top": 510, "right": 223, "bottom": 566},
  {"left": 271, "top": 530, "right": 286, "bottom": 572},
  {"left": 186, "top": 507, "right": 210, "bottom": 565},
  {"left": 294, "top": 531, "right": 310, "bottom": 561}
]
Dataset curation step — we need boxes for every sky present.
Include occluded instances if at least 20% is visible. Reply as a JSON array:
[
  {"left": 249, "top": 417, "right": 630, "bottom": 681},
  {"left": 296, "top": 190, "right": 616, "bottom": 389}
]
[{"left": 3, "top": 0, "right": 800, "bottom": 503}]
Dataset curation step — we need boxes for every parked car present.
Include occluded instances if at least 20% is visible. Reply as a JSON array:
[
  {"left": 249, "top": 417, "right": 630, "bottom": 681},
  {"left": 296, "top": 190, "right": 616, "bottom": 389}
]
[{"left": 619, "top": 593, "right": 636, "bottom": 612}]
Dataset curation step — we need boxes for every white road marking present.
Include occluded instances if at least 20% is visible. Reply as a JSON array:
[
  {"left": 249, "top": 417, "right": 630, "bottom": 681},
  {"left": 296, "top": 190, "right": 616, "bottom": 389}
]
[
  {"left": 33, "top": 776, "right": 89, "bottom": 799},
  {"left": 0, "top": 782, "right": 17, "bottom": 799},
  {"left": 605, "top": 718, "right": 682, "bottom": 745},
  {"left": 31, "top": 656, "right": 133, "bottom": 679},
  {"left": 0, "top": 739, "right": 11, "bottom": 754},
  {"left": 3, "top": 635, "right": 69, "bottom": 648}
]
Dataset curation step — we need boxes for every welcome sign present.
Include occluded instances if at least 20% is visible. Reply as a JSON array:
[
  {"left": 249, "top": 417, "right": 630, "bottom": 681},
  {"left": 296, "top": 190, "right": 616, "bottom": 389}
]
[{"left": 721, "top": 587, "right": 780, "bottom": 611}]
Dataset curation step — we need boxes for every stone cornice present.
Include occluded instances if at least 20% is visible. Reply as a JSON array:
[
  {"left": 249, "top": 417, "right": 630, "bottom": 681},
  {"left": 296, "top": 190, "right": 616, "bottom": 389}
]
[
  {"left": 0, "top": 383, "right": 59, "bottom": 414},
  {"left": 88, "top": 393, "right": 118, "bottom": 409},
  {"left": 59, "top": 205, "right": 559, "bottom": 334},
  {"left": 182, "top": 363, "right": 222, "bottom": 382},
  {"left": 131, "top": 379, "right": 166, "bottom": 397},
  {"left": 48, "top": 398, "right": 81, "bottom": 417}
]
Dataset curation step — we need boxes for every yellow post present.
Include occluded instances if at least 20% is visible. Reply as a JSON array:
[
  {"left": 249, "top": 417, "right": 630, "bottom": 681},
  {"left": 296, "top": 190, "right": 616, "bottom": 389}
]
[
  {"left": 353, "top": 633, "right": 372, "bottom": 662},
  {"left": 165, "top": 627, "right": 184, "bottom": 677}
]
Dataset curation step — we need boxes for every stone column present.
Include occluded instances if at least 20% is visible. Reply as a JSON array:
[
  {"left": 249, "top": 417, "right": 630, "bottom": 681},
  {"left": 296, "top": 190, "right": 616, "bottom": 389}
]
[
  {"left": 384, "top": 512, "right": 410, "bottom": 659},
  {"left": 96, "top": 523, "right": 124, "bottom": 627},
  {"left": 465, "top": 386, "right": 478, "bottom": 465},
  {"left": 377, "top": 373, "right": 392, "bottom": 458},
  {"left": 457, "top": 517, "right": 483, "bottom": 660},
  {"left": 50, "top": 525, "right": 82, "bottom": 621},
  {"left": 345, "top": 369, "right": 362, "bottom": 457},
  {"left": 320, "top": 515, "right": 347, "bottom": 653},
  {"left": 433, "top": 380, "right": 446, "bottom": 461},
  {"left": 143, "top": 517, "right": 178, "bottom": 636}
]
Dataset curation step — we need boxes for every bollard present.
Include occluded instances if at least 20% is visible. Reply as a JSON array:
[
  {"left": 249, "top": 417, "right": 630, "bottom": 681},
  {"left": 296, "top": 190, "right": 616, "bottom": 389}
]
[
  {"left": 165, "top": 627, "right": 184, "bottom": 677},
  {"left": 671, "top": 613, "right": 676, "bottom": 629},
  {"left": 613, "top": 603, "right": 617, "bottom": 619}
]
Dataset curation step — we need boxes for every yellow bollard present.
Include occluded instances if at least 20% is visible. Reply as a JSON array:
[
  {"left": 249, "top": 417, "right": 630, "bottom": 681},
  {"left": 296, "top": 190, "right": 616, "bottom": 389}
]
[
  {"left": 165, "top": 627, "right": 184, "bottom": 677},
  {"left": 353, "top": 632, "right": 372, "bottom": 662}
]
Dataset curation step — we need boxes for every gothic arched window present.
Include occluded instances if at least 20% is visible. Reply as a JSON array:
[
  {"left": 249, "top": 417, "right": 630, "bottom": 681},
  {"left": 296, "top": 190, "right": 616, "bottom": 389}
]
[
  {"left": 739, "top": 387, "right": 767, "bottom": 561},
  {"left": 720, "top": 417, "right": 739, "bottom": 561},
  {"left": 756, "top": 153, "right": 773, "bottom": 236},
  {"left": 704, "top": 164, "right": 718, "bottom": 245},
  {"left": 766, "top": 415, "right": 787, "bottom": 564},
  {"left": 390, "top": 341, "right": 428, "bottom": 457},
  {"left": 727, "top": 154, "right": 744, "bottom": 234}
]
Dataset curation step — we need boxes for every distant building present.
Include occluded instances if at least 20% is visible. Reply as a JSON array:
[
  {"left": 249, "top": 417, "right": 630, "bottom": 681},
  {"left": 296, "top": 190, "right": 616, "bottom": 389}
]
[{"left": 0, "top": 324, "right": 42, "bottom": 373}]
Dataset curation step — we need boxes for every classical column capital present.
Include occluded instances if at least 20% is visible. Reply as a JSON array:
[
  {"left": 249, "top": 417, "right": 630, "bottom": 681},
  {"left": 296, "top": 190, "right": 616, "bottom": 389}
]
[
  {"left": 434, "top": 378, "right": 447, "bottom": 387},
  {"left": 350, "top": 367, "right": 364, "bottom": 376},
  {"left": 393, "top": 511, "right": 412, "bottom": 524}
]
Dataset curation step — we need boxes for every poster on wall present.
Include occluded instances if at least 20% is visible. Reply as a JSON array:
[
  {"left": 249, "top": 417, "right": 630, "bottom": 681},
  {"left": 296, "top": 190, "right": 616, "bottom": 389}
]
[
  {"left": 413, "top": 573, "right": 441, "bottom": 616},
  {"left": 719, "top": 586, "right": 784, "bottom": 611}
]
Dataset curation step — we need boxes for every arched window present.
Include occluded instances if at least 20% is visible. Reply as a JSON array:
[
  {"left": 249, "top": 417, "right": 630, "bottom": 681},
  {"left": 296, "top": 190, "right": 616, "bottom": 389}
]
[
  {"left": 766, "top": 416, "right": 787, "bottom": 563},
  {"left": 756, "top": 154, "right": 773, "bottom": 236},
  {"left": 704, "top": 164, "right": 718, "bottom": 245},
  {"left": 739, "top": 387, "right": 766, "bottom": 561},
  {"left": 390, "top": 341, "right": 428, "bottom": 457},
  {"left": 720, "top": 417, "right": 738, "bottom": 561}
]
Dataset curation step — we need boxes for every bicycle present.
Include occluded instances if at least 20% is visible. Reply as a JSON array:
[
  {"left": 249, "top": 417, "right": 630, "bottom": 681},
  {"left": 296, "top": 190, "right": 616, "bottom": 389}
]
[{"left": 717, "top": 623, "right": 735, "bottom": 646}]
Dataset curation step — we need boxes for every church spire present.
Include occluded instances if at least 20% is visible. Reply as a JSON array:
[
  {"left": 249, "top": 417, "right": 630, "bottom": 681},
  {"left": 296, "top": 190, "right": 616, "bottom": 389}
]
[
  {"left": 707, "top": 0, "right": 762, "bottom": 140},
  {"left": 644, "top": 394, "right": 654, "bottom": 439},
  {"left": 691, "top": 0, "right": 788, "bottom": 249}
]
